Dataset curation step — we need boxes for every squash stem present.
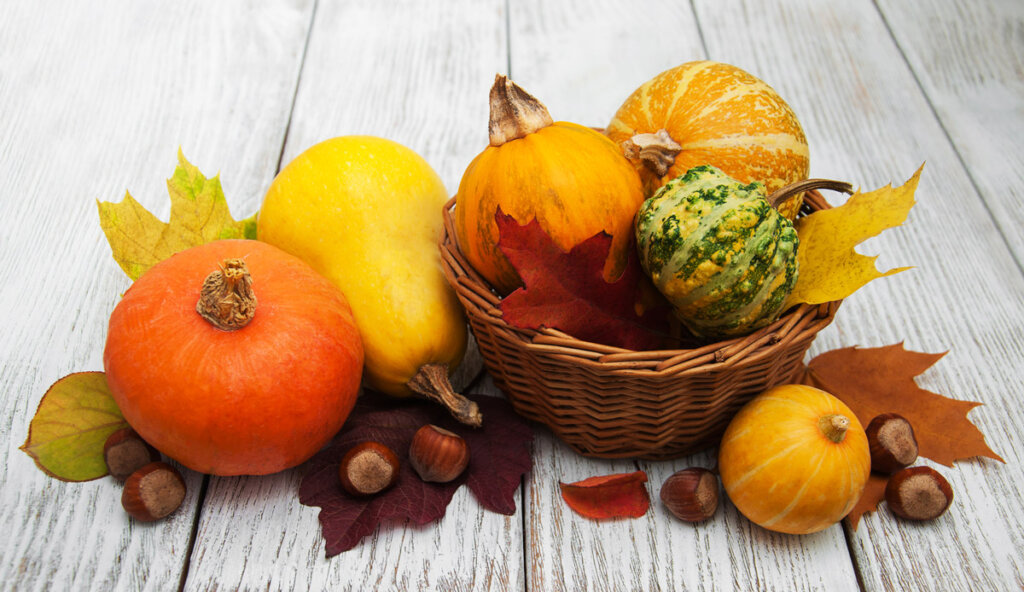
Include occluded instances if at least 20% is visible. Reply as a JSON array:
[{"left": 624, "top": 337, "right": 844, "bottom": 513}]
[
  {"left": 767, "top": 178, "right": 853, "bottom": 210},
  {"left": 196, "top": 258, "right": 257, "bottom": 331},
  {"left": 818, "top": 414, "right": 850, "bottom": 444},
  {"left": 622, "top": 129, "right": 681, "bottom": 178},
  {"left": 408, "top": 363, "right": 483, "bottom": 427},
  {"left": 488, "top": 74, "right": 553, "bottom": 146}
]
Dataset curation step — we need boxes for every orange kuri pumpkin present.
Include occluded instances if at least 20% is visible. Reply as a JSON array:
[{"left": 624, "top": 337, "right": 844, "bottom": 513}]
[
  {"left": 103, "top": 239, "right": 364, "bottom": 476},
  {"left": 718, "top": 384, "right": 870, "bottom": 534},
  {"left": 455, "top": 75, "right": 645, "bottom": 295},
  {"left": 606, "top": 61, "right": 810, "bottom": 219}
]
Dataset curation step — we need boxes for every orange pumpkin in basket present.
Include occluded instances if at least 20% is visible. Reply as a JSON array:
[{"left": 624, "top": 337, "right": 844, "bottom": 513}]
[
  {"left": 103, "top": 239, "right": 364, "bottom": 476},
  {"left": 718, "top": 384, "right": 870, "bottom": 534},
  {"left": 606, "top": 60, "right": 810, "bottom": 219},
  {"left": 455, "top": 75, "right": 645, "bottom": 295}
]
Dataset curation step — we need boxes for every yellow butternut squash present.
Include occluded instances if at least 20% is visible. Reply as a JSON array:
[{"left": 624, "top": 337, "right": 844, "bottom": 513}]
[{"left": 257, "top": 136, "right": 479, "bottom": 425}]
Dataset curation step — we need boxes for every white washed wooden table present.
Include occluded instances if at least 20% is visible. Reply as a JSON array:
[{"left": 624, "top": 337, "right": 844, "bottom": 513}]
[{"left": 2, "top": 1, "right": 1022, "bottom": 590}]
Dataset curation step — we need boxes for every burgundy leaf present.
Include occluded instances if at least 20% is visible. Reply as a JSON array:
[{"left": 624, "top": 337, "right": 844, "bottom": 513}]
[{"left": 299, "top": 392, "right": 533, "bottom": 556}]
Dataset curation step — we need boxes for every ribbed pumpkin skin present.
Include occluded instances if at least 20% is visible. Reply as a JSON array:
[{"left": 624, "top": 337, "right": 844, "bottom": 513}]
[
  {"left": 455, "top": 122, "right": 645, "bottom": 295},
  {"left": 718, "top": 385, "right": 871, "bottom": 535},
  {"left": 607, "top": 60, "right": 809, "bottom": 219},
  {"left": 635, "top": 165, "right": 798, "bottom": 338},
  {"left": 104, "top": 240, "right": 364, "bottom": 476}
]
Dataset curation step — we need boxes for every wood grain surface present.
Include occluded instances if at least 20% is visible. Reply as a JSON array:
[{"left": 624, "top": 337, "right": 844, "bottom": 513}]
[
  {"left": 1, "top": 0, "right": 1022, "bottom": 590},
  {"left": 1, "top": 1, "right": 310, "bottom": 590}
]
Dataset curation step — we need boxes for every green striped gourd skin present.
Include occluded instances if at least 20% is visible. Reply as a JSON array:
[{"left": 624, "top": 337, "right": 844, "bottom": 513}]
[{"left": 635, "top": 165, "right": 799, "bottom": 338}]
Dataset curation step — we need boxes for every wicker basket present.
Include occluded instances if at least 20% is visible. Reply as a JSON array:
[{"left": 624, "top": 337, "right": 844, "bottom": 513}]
[{"left": 440, "top": 190, "right": 840, "bottom": 460}]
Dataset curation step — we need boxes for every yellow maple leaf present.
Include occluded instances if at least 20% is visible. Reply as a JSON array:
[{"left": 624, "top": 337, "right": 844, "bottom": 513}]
[
  {"left": 97, "top": 148, "right": 256, "bottom": 280},
  {"left": 786, "top": 165, "right": 922, "bottom": 306}
]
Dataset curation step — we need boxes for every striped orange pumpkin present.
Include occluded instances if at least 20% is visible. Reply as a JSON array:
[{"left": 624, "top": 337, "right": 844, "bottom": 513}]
[
  {"left": 606, "top": 61, "right": 810, "bottom": 219},
  {"left": 455, "top": 75, "right": 645, "bottom": 295},
  {"left": 718, "top": 384, "right": 871, "bottom": 534}
]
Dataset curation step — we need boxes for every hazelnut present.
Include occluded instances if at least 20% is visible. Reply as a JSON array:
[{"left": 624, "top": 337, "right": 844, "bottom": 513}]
[
  {"left": 121, "top": 462, "right": 186, "bottom": 522},
  {"left": 866, "top": 413, "right": 918, "bottom": 474},
  {"left": 885, "top": 466, "right": 953, "bottom": 521},
  {"left": 338, "top": 442, "right": 401, "bottom": 496},
  {"left": 660, "top": 467, "right": 719, "bottom": 522},
  {"left": 104, "top": 427, "right": 161, "bottom": 481},
  {"left": 409, "top": 424, "right": 469, "bottom": 483}
]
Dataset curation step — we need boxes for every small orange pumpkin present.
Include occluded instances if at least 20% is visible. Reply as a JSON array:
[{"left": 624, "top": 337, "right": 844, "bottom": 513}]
[
  {"left": 455, "top": 75, "right": 645, "bottom": 295},
  {"left": 718, "top": 384, "right": 870, "bottom": 534},
  {"left": 606, "top": 61, "right": 810, "bottom": 218},
  {"left": 103, "top": 239, "right": 364, "bottom": 476}
]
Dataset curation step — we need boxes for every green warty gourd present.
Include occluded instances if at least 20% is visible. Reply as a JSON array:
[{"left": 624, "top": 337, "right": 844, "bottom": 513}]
[{"left": 635, "top": 165, "right": 799, "bottom": 338}]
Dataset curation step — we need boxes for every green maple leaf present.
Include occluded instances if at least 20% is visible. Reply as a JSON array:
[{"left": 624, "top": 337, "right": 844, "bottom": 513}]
[
  {"left": 20, "top": 372, "right": 129, "bottom": 482},
  {"left": 97, "top": 148, "right": 257, "bottom": 280}
]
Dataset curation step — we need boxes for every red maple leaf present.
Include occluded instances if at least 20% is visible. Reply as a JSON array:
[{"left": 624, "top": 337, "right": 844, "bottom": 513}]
[
  {"left": 299, "top": 393, "right": 533, "bottom": 556},
  {"left": 496, "top": 210, "right": 676, "bottom": 350},
  {"left": 559, "top": 471, "right": 651, "bottom": 519}
]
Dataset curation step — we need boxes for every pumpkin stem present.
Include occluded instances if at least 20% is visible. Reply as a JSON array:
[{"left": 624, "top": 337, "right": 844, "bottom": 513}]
[
  {"left": 766, "top": 178, "right": 853, "bottom": 210},
  {"left": 818, "top": 414, "right": 850, "bottom": 444},
  {"left": 488, "top": 74, "right": 554, "bottom": 146},
  {"left": 196, "top": 258, "right": 257, "bottom": 331},
  {"left": 622, "top": 129, "right": 681, "bottom": 178},
  {"left": 408, "top": 363, "right": 483, "bottom": 427}
]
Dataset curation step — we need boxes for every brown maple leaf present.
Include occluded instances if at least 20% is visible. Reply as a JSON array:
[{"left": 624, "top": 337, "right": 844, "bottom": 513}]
[
  {"left": 803, "top": 342, "right": 1003, "bottom": 528},
  {"left": 845, "top": 474, "right": 888, "bottom": 530}
]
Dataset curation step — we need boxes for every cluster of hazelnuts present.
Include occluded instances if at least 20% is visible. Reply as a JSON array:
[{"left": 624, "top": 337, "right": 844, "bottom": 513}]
[
  {"left": 338, "top": 424, "right": 469, "bottom": 496},
  {"left": 103, "top": 428, "right": 186, "bottom": 522},
  {"left": 658, "top": 412, "right": 953, "bottom": 524},
  {"left": 102, "top": 423, "right": 466, "bottom": 520}
]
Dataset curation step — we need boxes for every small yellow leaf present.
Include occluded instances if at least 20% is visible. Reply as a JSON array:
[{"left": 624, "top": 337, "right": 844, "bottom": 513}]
[
  {"left": 787, "top": 165, "right": 922, "bottom": 306},
  {"left": 20, "top": 372, "right": 128, "bottom": 482},
  {"left": 97, "top": 149, "right": 257, "bottom": 281}
]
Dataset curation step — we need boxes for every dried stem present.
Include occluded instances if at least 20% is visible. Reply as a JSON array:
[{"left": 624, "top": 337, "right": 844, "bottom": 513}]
[
  {"left": 767, "top": 178, "right": 853, "bottom": 210},
  {"left": 407, "top": 363, "right": 483, "bottom": 427},
  {"left": 622, "top": 129, "right": 682, "bottom": 177},
  {"left": 818, "top": 414, "right": 850, "bottom": 444},
  {"left": 196, "top": 258, "right": 257, "bottom": 331},
  {"left": 488, "top": 74, "right": 553, "bottom": 146}
]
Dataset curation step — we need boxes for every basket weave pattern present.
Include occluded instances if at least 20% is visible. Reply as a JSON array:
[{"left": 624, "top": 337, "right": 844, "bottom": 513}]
[{"left": 440, "top": 191, "right": 839, "bottom": 459}]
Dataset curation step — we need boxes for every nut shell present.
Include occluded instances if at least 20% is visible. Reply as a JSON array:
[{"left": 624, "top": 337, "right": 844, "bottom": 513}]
[
  {"left": 885, "top": 466, "right": 953, "bottom": 521},
  {"left": 104, "top": 427, "right": 161, "bottom": 481},
  {"left": 338, "top": 441, "right": 401, "bottom": 496},
  {"left": 121, "top": 462, "right": 186, "bottom": 522},
  {"left": 660, "top": 467, "right": 719, "bottom": 522},
  {"left": 866, "top": 413, "right": 918, "bottom": 474},
  {"left": 409, "top": 424, "right": 469, "bottom": 483}
]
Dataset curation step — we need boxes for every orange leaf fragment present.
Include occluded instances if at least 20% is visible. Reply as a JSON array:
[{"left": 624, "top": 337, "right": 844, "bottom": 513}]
[
  {"left": 845, "top": 474, "right": 888, "bottom": 530},
  {"left": 559, "top": 470, "right": 650, "bottom": 519},
  {"left": 805, "top": 343, "right": 1003, "bottom": 467}
]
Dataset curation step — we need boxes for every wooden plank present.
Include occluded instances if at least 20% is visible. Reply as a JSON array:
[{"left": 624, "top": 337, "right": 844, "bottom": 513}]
[
  {"left": 507, "top": 0, "right": 701, "bottom": 127},
  {"left": 0, "top": 0, "right": 313, "bottom": 590},
  {"left": 181, "top": 1, "right": 517, "bottom": 589},
  {"left": 877, "top": 0, "right": 1024, "bottom": 269},
  {"left": 694, "top": 0, "right": 1024, "bottom": 589},
  {"left": 509, "top": 1, "right": 860, "bottom": 590}
]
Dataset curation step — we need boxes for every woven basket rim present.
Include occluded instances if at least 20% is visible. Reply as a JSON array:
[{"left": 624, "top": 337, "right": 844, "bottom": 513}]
[{"left": 440, "top": 189, "right": 841, "bottom": 377}]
